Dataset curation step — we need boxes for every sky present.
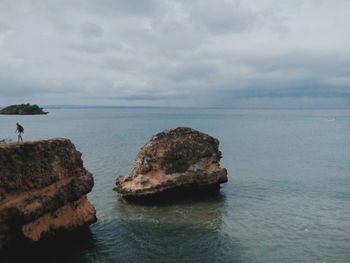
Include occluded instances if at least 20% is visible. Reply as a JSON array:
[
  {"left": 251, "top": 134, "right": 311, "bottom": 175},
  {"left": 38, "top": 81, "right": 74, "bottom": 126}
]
[{"left": 0, "top": 0, "right": 349, "bottom": 108}]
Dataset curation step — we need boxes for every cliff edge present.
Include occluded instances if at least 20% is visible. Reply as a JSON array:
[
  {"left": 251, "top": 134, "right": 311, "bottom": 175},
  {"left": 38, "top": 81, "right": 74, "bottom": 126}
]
[
  {"left": 115, "top": 127, "right": 228, "bottom": 200},
  {"left": 0, "top": 138, "right": 96, "bottom": 250}
]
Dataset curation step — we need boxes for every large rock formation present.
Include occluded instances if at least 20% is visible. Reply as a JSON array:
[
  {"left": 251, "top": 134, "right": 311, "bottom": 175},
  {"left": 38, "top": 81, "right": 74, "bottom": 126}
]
[
  {"left": 0, "top": 138, "right": 96, "bottom": 250},
  {"left": 116, "top": 127, "right": 228, "bottom": 199}
]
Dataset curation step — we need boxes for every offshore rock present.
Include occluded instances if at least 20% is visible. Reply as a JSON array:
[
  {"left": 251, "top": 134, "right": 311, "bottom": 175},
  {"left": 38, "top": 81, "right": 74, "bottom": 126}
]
[
  {"left": 0, "top": 138, "right": 96, "bottom": 250},
  {"left": 115, "top": 127, "right": 228, "bottom": 200}
]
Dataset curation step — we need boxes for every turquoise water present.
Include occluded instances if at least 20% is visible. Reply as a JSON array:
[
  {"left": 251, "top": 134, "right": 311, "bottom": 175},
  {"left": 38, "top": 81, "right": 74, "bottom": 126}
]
[{"left": 1, "top": 108, "right": 350, "bottom": 263}]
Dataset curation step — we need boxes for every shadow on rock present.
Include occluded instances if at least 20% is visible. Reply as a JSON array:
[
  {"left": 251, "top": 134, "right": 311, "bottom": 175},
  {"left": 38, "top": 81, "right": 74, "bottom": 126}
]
[{"left": 120, "top": 184, "right": 225, "bottom": 206}]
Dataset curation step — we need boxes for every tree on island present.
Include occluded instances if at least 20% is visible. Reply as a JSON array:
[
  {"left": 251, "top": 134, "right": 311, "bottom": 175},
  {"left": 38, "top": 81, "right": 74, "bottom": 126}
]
[{"left": 0, "top": 103, "right": 48, "bottom": 114}]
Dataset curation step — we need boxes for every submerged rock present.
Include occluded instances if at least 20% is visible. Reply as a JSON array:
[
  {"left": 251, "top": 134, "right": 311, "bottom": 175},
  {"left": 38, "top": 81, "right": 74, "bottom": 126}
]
[
  {"left": 0, "top": 138, "right": 96, "bottom": 250},
  {"left": 115, "top": 127, "right": 228, "bottom": 200}
]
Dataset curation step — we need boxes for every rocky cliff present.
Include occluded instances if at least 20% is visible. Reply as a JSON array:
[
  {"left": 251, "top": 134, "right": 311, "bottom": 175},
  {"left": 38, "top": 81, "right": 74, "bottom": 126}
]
[
  {"left": 0, "top": 138, "right": 96, "bottom": 250},
  {"left": 116, "top": 127, "right": 228, "bottom": 199}
]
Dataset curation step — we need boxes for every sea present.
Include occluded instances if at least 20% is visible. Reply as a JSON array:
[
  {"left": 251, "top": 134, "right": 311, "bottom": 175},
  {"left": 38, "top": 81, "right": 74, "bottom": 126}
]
[{"left": 0, "top": 108, "right": 349, "bottom": 263}]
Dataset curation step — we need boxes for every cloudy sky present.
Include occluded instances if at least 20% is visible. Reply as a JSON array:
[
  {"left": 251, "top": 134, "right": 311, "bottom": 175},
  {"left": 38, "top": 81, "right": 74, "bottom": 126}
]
[{"left": 0, "top": 0, "right": 349, "bottom": 108}]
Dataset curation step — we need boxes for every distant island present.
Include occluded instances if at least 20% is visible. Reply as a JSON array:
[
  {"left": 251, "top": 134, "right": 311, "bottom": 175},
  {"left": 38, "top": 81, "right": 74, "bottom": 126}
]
[
  {"left": 0, "top": 139, "right": 12, "bottom": 144},
  {"left": 0, "top": 104, "right": 48, "bottom": 115}
]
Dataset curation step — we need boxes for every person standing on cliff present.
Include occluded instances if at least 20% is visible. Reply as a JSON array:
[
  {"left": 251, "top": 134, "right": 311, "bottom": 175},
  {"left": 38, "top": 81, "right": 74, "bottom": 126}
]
[{"left": 15, "top": 122, "right": 24, "bottom": 142}]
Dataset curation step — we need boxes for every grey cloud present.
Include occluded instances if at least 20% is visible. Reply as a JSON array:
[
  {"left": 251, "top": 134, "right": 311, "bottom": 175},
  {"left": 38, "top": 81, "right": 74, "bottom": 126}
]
[
  {"left": 66, "top": 42, "right": 107, "bottom": 54},
  {"left": 0, "top": 0, "right": 349, "bottom": 108},
  {"left": 219, "top": 85, "right": 350, "bottom": 100},
  {"left": 105, "top": 95, "right": 173, "bottom": 101},
  {"left": 183, "top": 1, "right": 256, "bottom": 34},
  {"left": 168, "top": 63, "right": 217, "bottom": 82},
  {"left": 110, "top": 0, "right": 157, "bottom": 15},
  {"left": 80, "top": 23, "right": 104, "bottom": 38},
  {"left": 0, "top": 23, "right": 11, "bottom": 33},
  {"left": 82, "top": 0, "right": 158, "bottom": 16}
]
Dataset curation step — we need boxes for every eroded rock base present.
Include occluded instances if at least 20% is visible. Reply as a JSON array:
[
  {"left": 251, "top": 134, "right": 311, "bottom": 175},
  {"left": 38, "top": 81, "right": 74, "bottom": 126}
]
[{"left": 120, "top": 184, "right": 222, "bottom": 204}]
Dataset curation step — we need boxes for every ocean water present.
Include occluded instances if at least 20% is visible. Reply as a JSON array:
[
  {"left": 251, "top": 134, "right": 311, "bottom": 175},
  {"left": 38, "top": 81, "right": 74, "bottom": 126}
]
[{"left": 1, "top": 108, "right": 350, "bottom": 263}]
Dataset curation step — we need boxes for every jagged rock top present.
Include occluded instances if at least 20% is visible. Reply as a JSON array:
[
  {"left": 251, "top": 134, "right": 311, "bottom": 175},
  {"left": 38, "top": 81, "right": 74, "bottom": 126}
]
[
  {"left": 133, "top": 127, "right": 222, "bottom": 175},
  {"left": 0, "top": 138, "right": 87, "bottom": 193},
  {"left": 116, "top": 127, "right": 228, "bottom": 198}
]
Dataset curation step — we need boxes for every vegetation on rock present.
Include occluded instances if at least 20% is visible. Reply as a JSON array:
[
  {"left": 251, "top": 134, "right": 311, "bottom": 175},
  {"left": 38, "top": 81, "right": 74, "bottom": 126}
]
[{"left": 0, "top": 104, "right": 48, "bottom": 114}]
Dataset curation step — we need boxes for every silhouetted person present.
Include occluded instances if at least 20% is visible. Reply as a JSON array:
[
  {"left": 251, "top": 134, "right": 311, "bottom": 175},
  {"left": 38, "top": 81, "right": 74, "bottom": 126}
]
[{"left": 15, "top": 122, "right": 24, "bottom": 142}]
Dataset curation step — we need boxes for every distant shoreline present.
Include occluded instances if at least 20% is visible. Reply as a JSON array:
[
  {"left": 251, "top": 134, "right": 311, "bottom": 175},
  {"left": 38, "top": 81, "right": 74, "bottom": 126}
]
[
  {"left": 1, "top": 105, "right": 349, "bottom": 111},
  {"left": 0, "top": 112, "right": 49, "bottom": 115},
  {"left": 34, "top": 105, "right": 350, "bottom": 110}
]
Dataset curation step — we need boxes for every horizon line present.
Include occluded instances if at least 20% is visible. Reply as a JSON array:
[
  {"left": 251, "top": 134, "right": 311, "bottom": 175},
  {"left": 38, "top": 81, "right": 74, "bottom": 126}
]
[{"left": 1, "top": 104, "right": 350, "bottom": 110}]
